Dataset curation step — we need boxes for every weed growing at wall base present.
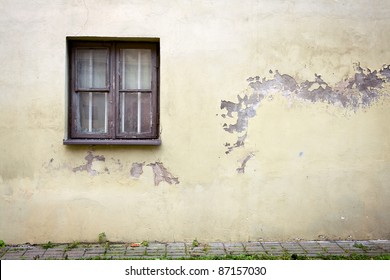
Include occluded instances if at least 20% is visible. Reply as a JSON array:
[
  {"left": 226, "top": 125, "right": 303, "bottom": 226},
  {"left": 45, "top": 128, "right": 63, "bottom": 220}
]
[{"left": 42, "top": 241, "right": 55, "bottom": 249}]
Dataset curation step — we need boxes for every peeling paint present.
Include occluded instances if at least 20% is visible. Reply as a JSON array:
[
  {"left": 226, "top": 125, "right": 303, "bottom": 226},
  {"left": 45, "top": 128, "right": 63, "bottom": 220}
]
[
  {"left": 236, "top": 152, "right": 255, "bottom": 174},
  {"left": 221, "top": 63, "right": 390, "bottom": 153},
  {"left": 147, "top": 162, "right": 180, "bottom": 186},
  {"left": 72, "top": 151, "right": 108, "bottom": 176},
  {"left": 130, "top": 162, "right": 145, "bottom": 179},
  {"left": 225, "top": 133, "right": 247, "bottom": 154}
]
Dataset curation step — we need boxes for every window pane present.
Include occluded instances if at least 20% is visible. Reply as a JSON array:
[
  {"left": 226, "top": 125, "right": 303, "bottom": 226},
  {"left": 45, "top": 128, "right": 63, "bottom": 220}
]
[
  {"left": 120, "top": 49, "right": 151, "bottom": 90},
  {"left": 120, "top": 92, "right": 152, "bottom": 134},
  {"left": 120, "top": 92, "right": 138, "bottom": 133},
  {"left": 76, "top": 49, "right": 108, "bottom": 89},
  {"left": 77, "top": 92, "right": 107, "bottom": 134},
  {"left": 140, "top": 92, "right": 152, "bottom": 133},
  {"left": 78, "top": 93, "right": 89, "bottom": 133}
]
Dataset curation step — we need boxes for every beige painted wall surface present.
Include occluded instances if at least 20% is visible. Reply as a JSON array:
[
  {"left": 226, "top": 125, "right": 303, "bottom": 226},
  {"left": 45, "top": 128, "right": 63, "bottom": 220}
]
[{"left": 0, "top": 0, "right": 390, "bottom": 243}]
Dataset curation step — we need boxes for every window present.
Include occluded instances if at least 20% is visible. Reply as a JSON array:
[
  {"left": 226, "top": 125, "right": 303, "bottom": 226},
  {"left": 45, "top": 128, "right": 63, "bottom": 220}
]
[{"left": 64, "top": 39, "right": 160, "bottom": 145}]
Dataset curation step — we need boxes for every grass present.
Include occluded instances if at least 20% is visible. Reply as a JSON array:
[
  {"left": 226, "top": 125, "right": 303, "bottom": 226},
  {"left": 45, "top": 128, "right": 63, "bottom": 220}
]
[
  {"left": 65, "top": 241, "right": 79, "bottom": 250},
  {"left": 192, "top": 239, "right": 199, "bottom": 247},
  {"left": 98, "top": 233, "right": 107, "bottom": 244},
  {"left": 42, "top": 241, "right": 55, "bottom": 249}
]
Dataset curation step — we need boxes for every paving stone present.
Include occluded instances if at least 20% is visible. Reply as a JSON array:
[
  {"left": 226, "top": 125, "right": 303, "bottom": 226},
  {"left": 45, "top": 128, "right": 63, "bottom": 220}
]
[
  {"left": 167, "top": 243, "right": 185, "bottom": 250},
  {"left": 204, "top": 242, "right": 226, "bottom": 255},
  {"left": 166, "top": 242, "right": 187, "bottom": 259},
  {"left": 370, "top": 240, "right": 390, "bottom": 252},
  {"left": 299, "top": 242, "right": 327, "bottom": 256},
  {"left": 365, "top": 241, "right": 387, "bottom": 252},
  {"left": 261, "top": 242, "right": 285, "bottom": 256},
  {"left": 243, "top": 242, "right": 267, "bottom": 255},
  {"left": 145, "top": 243, "right": 166, "bottom": 257},
  {"left": 1, "top": 248, "right": 27, "bottom": 260},
  {"left": 299, "top": 241, "right": 324, "bottom": 250},
  {"left": 335, "top": 241, "right": 368, "bottom": 254},
  {"left": 105, "top": 244, "right": 127, "bottom": 258},
  {"left": 280, "top": 242, "right": 307, "bottom": 254},
  {"left": 167, "top": 243, "right": 186, "bottom": 257},
  {"left": 83, "top": 245, "right": 106, "bottom": 258},
  {"left": 169, "top": 254, "right": 188, "bottom": 259},
  {"left": 126, "top": 246, "right": 147, "bottom": 257},
  {"left": 189, "top": 248, "right": 206, "bottom": 257},
  {"left": 43, "top": 247, "right": 66, "bottom": 259},
  {"left": 0, "top": 247, "right": 9, "bottom": 258},
  {"left": 22, "top": 248, "right": 47, "bottom": 260},
  {"left": 224, "top": 242, "right": 245, "bottom": 255},
  {"left": 344, "top": 241, "right": 387, "bottom": 255},
  {"left": 317, "top": 241, "right": 346, "bottom": 255},
  {"left": 206, "top": 249, "right": 226, "bottom": 255},
  {"left": 63, "top": 248, "right": 87, "bottom": 259},
  {"left": 142, "top": 244, "right": 166, "bottom": 259},
  {"left": 184, "top": 242, "right": 204, "bottom": 257}
]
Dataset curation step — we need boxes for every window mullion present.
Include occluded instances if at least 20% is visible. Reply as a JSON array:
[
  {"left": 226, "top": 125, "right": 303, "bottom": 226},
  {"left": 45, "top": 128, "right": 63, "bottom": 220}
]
[{"left": 88, "top": 92, "right": 92, "bottom": 132}]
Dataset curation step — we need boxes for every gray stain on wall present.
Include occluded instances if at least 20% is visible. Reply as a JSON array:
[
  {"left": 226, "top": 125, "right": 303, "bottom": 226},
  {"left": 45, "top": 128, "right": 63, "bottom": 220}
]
[
  {"left": 130, "top": 162, "right": 145, "bottom": 178},
  {"left": 147, "top": 162, "right": 180, "bottom": 186},
  {"left": 130, "top": 161, "right": 180, "bottom": 186},
  {"left": 221, "top": 63, "right": 390, "bottom": 154},
  {"left": 237, "top": 152, "right": 255, "bottom": 174},
  {"left": 72, "top": 151, "right": 109, "bottom": 176}
]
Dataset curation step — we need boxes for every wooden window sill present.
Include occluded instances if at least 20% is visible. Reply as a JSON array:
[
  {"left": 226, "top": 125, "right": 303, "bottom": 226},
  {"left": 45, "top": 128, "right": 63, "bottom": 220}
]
[{"left": 63, "top": 138, "right": 161, "bottom": 146}]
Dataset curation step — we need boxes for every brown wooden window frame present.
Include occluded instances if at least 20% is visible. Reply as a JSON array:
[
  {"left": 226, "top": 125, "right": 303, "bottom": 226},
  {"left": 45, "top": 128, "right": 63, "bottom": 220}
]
[{"left": 64, "top": 39, "right": 160, "bottom": 145}]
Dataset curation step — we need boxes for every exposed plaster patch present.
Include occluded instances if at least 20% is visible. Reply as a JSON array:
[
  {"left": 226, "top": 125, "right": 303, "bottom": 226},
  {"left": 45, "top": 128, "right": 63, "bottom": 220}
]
[
  {"left": 72, "top": 151, "right": 108, "bottom": 176},
  {"left": 221, "top": 63, "right": 390, "bottom": 153},
  {"left": 147, "top": 162, "right": 180, "bottom": 186},
  {"left": 236, "top": 152, "right": 255, "bottom": 174},
  {"left": 130, "top": 162, "right": 145, "bottom": 179}
]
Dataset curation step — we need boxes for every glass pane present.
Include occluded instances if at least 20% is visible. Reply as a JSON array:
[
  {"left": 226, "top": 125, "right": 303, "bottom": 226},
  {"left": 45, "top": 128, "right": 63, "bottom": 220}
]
[
  {"left": 140, "top": 92, "right": 152, "bottom": 133},
  {"left": 76, "top": 49, "right": 108, "bottom": 89},
  {"left": 120, "top": 92, "right": 138, "bottom": 133},
  {"left": 77, "top": 92, "right": 107, "bottom": 134},
  {"left": 92, "top": 93, "right": 107, "bottom": 133},
  {"left": 78, "top": 93, "right": 90, "bottom": 133},
  {"left": 120, "top": 92, "right": 152, "bottom": 134},
  {"left": 120, "top": 49, "right": 151, "bottom": 90}
]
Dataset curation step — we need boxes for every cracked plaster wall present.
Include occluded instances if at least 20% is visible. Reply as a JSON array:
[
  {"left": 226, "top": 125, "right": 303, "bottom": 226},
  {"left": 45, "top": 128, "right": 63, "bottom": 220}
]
[{"left": 1, "top": 0, "right": 390, "bottom": 243}]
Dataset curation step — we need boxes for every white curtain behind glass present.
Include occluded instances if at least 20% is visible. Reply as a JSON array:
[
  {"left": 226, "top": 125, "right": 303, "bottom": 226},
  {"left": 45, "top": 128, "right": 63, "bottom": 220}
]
[
  {"left": 76, "top": 49, "right": 108, "bottom": 133},
  {"left": 120, "top": 49, "right": 152, "bottom": 134}
]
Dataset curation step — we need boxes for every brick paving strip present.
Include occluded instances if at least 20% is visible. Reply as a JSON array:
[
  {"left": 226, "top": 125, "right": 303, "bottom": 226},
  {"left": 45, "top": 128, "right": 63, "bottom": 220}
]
[{"left": 0, "top": 240, "right": 389, "bottom": 260}]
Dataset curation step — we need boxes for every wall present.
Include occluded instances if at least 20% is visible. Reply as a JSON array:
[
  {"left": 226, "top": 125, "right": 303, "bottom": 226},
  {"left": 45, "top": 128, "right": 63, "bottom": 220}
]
[{"left": 0, "top": 0, "right": 389, "bottom": 244}]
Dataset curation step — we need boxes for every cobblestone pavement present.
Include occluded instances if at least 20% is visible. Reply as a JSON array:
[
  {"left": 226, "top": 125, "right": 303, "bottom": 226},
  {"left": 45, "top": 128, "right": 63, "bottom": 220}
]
[{"left": 1, "top": 240, "right": 389, "bottom": 260}]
